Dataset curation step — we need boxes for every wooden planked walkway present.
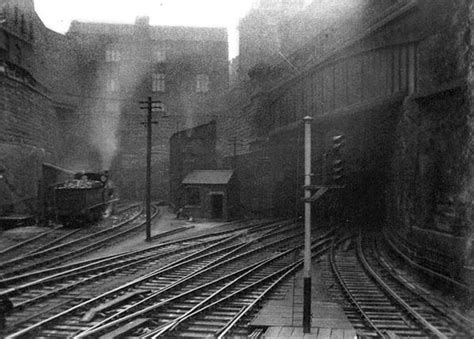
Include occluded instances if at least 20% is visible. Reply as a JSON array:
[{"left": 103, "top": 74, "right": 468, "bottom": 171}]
[
  {"left": 251, "top": 263, "right": 356, "bottom": 338},
  {"left": 263, "top": 326, "right": 356, "bottom": 339}
]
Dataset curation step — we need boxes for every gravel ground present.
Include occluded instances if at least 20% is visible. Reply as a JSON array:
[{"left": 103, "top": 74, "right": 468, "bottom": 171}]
[
  {"left": 0, "top": 206, "right": 226, "bottom": 259},
  {"left": 76, "top": 205, "right": 226, "bottom": 262}
]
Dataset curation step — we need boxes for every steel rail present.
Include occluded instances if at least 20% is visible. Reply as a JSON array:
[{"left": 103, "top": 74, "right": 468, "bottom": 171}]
[
  {"left": 383, "top": 228, "right": 470, "bottom": 294},
  {"left": 73, "top": 228, "right": 311, "bottom": 337},
  {"left": 98, "top": 248, "right": 301, "bottom": 338},
  {"left": 373, "top": 237, "right": 474, "bottom": 337},
  {"left": 73, "top": 233, "right": 257, "bottom": 330},
  {"left": 0, "top": 245, "right": 150, "bottom": 289},
  {"left": 2, "top": 204, "right": 144, "bottom": 264},
  {"left": 87, "top": 232, "right": 333, "bottom": 338},
  {"left": 214, "top": 238, "right": 337, "bottom": 339},
  {"left": 329, "top": 236, "right": 386, "bottom": 337},
  {"left": 0, "top": 204, "right": 140, "bottom": 262},
  {"left": 76, "top": 221, "right": 302, "bottom": 335},
  {"left": 9, "top": 235, "right": 239, "bottom": 311},
  {"left": 0, "top": 225, "right": 199, "bottom": 289},
  {"left": 0, "top": 227, "right": 64, "bottom": 255},
  {"left": 0, "top": 204, "right": 148, "bottom": 277},
  {"left": 356, "top": 233, "right": 448, "bottom": 339},
  {"left": 26, "top": 229, "right": 82, "bottom": 254},
  {"left": 6, "top": 221, "right": 306, "bottom": 338},
  {"left": 76, "top": 244, "right": 266, "bottom": 338},
  {"left": 5, "top": 232, "right": 243, "bottom": 339},
  {"left": 148, "top": 235, "right": 335, "bottom": 338},
  {"left": 146, "top": 256, "right": 297, "bottom": 338}
]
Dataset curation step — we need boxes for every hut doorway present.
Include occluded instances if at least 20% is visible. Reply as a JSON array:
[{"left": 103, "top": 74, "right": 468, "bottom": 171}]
[{"left": 210, "top": 194, "right": 223, "bottom": 219}]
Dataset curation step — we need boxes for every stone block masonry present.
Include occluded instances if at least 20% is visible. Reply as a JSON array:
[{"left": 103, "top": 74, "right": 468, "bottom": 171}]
[{"left": 0, "top": 74, "right": 61, "bottom": 215}]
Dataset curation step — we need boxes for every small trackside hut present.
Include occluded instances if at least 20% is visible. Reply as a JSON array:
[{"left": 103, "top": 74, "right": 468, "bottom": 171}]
[{"left": 181, "top": 170, "right": 239, "bottom": 221}]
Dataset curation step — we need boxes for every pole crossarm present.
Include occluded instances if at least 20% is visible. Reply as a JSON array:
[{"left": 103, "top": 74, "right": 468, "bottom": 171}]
[
  {"left": 303, "top": 187, "right": 329, "bottom": 202},
  {"left": 303, "top": 184, "right": 345, "bottom": 190}
]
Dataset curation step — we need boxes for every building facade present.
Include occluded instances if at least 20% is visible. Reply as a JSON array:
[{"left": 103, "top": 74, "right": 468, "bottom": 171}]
[
  {"left": 66, "top": 18, "right": 229, "bottom": 201},
  {"left": 237, "top": 0, "right": 304, "bottom": 80}
]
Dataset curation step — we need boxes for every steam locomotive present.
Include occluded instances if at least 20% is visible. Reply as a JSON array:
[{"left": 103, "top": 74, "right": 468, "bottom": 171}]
[{"left": 47, "top": 170, "right": 118, "bottom": 226}]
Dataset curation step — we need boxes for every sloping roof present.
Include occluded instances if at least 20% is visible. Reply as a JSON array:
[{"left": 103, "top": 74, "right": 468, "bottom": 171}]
[
  {"left": 68, "top": 21, "right": 135, "bottom": 36},
  {"left": 182, "top": 170, "right": 234, "bottom": 185},
  {"left": 68, "top": 21, "right": 227, "bottom": 42}
]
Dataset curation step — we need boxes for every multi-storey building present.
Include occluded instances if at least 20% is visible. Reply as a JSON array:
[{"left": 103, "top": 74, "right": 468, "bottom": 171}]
[
  {"left": 237, "top": 0, "right": 304, "bottom": 79},
  {"left": 66, "top": 17, "right": 229, "bottom": 200}
]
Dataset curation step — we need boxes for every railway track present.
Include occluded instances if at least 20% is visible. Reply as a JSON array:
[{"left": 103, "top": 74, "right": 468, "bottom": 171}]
[
  {"left": 0, "top": 204, "right": 142, "bottom": 264},
  {"left": 0, "top": 226, "right": 78, "bottom": 262},
  {"left": 0, "top": 219, "right": 289, "bottom": 331},
  {"left": 328, "top": 232, "right": 474, "bottom": 338},
  {"left": 5, "top": 221, "right": 333, "bottom": 338},
  {"left": 383, "top": 228, "right": 470, "bottom": 296},
  {"left": 0, "top": 219, "right": 289, "bottom": 293},
  {"left": 0, "top": 204, "right": 147, "bottom": 278},
  {"left": 0, "top": 219, "right": 288, "bottom": 291}
]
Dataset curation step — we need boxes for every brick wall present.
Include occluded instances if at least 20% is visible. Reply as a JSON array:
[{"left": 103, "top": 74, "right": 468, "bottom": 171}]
[{"left": 169, "top": 121, "right": 217, "bottom": 208}]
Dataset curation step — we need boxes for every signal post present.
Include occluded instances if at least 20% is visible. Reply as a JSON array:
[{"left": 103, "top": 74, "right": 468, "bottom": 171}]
[
  {"left": 302, "top": 116, "right": 345, "bottom": 333},
  {"left": 303, "top": 116, "right": 313, "bottom": 333}
]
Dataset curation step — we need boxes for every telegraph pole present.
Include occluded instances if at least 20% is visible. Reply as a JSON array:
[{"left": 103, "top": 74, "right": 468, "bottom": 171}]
[{"left": 139, "top": 97, "right": 162, "bottom": 242}]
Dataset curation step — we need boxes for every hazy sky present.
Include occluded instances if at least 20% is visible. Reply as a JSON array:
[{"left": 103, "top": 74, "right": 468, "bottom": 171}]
[{"left": 34, "top": 0, "right": 256, "bottom": 59}]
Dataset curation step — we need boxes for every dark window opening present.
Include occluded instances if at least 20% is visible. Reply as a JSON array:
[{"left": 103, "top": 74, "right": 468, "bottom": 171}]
[
  {"left": 20, "top": 14, "right": 25, "bottom": 34},
  {"left": 14, "top": 7, "right": 18, "bottom": 25},
  {"left": 186, "top": 187, "right": 200, "bottom": 206},
  {"left": 14, "top": 43, "right": 21, "bottom": 64},
  {"left": 29, "top": 22, "right": 34, "bottom": 40}
]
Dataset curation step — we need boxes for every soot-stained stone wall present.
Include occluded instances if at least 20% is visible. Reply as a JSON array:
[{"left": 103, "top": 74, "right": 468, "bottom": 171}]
[
  {"left": 389, "top": 91, "right": 471, "bottom": 236},
  {"left": 0, "top": 75, "right": 60, "bottom": 215},
  {"left": 387, "top": 0, "right": 473, "bottom": 237}
]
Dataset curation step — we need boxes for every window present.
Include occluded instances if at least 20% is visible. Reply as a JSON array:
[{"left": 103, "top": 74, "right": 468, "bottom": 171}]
[
  {"left": 20, "top": 14, "right": 25, "bottom": 34},
  {"left": 105, "top": 49, "right": 121, "bottom": 62},
  {"left": 196, "top": 74, "right": 209, "bottom": 93},
  {"left": 29, "top": 21, "right": 34, "bottom": 40},
  {"left": 154, "top": 49, "right": 166, "bottom": 62},
  {"left": 152, "top": 73, "right": 165, "bottom": 92},
  {"left": 14, "top": 44, "right": 21, "bottom": 64},
  {"left": 106, "top": 78, "right": 119, "bottom": 92},
  {"left": 186, "top": 187, "right": 200, "bottom": 206}
]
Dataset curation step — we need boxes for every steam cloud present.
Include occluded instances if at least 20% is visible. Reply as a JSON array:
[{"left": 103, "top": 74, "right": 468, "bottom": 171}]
[
  {"left": 91, "top": 105, "right": 120, "bottom": 170},
  {"left": 89, "top": 42, "right": 149, "bottom": 170}
]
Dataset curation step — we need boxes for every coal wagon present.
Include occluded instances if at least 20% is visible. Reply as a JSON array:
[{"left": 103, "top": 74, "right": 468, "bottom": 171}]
[{"left": 52, "top": 171, "right": 117, "bottom": 226}]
